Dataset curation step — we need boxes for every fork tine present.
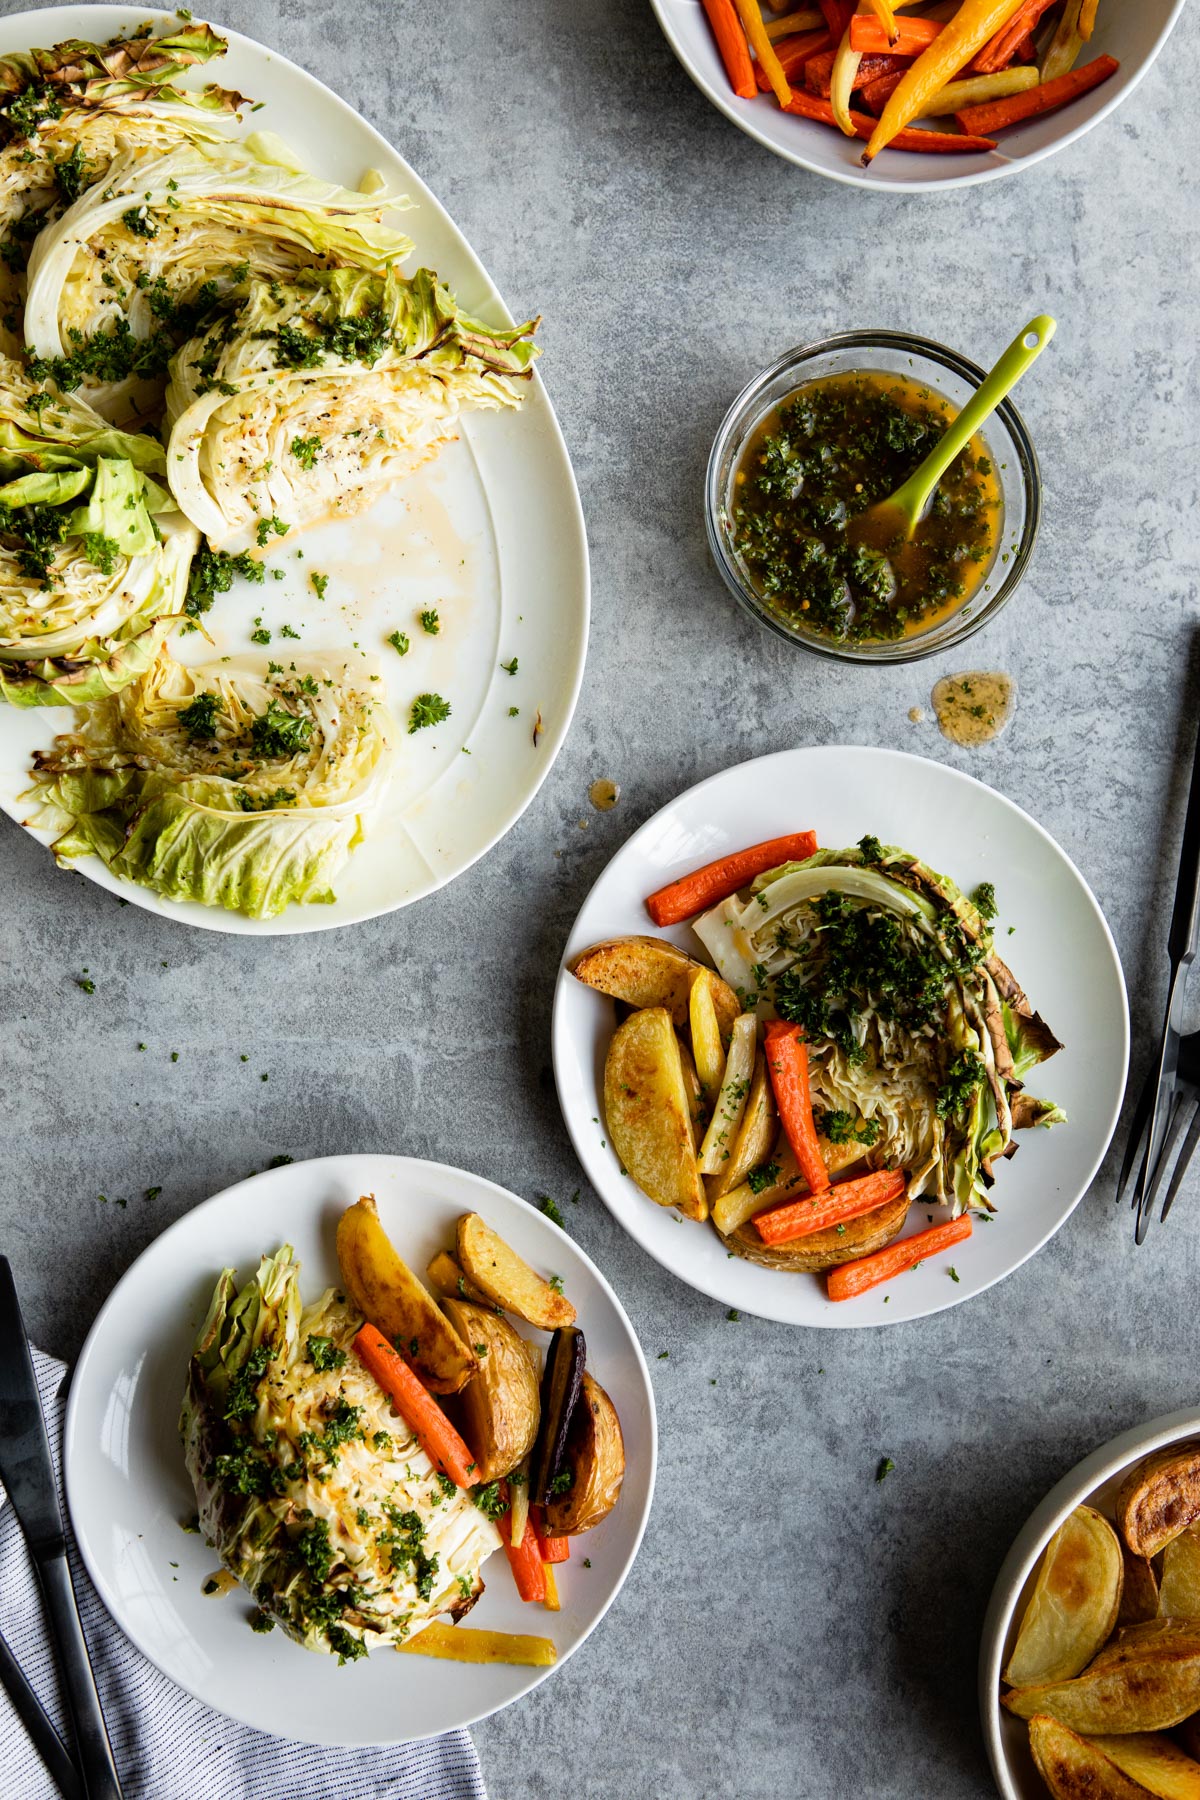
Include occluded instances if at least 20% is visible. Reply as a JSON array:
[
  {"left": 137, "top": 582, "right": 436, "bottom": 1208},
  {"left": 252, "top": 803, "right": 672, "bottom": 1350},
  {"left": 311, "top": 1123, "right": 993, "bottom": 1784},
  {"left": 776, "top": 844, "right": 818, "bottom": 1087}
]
[
  {"left": 1139, "top": 1091, "right": 1192, "bottom": 1228},
  {"left": 1116, "top": 1068, "right": 1155, "bottom": 1209},
  {"left": 1158, "top": 1092, "right": 1200, "bottom": 1225}
]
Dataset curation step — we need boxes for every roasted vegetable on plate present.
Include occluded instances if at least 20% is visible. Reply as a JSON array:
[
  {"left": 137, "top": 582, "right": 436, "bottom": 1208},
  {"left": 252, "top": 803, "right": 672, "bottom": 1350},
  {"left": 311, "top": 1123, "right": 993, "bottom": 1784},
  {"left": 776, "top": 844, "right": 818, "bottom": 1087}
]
[
  {"left": 1000, "top": 1441, "right": 1200, "bottom": 1796},
  {"left": 182, "top": 1192, "right": 626, "bottom": 1668},
  {"left": 571, "top": 827, "right": 1064, "bottom": 1302}
]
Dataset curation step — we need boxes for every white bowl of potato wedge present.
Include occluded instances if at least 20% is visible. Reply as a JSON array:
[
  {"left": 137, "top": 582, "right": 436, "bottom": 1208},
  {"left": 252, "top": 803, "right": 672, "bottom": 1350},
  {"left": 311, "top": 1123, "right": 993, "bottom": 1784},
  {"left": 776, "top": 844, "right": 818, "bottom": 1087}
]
[{"left": 981, "top": 1410, "right": 1200, "bottom": 1799}]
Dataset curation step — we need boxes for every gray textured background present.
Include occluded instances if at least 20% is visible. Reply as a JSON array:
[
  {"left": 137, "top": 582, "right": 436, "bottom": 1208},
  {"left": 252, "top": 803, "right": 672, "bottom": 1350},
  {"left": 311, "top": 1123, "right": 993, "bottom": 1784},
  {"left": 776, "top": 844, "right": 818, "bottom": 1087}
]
[{"left": 3, "top": 2, "right": 1200, "bottom": 1796}]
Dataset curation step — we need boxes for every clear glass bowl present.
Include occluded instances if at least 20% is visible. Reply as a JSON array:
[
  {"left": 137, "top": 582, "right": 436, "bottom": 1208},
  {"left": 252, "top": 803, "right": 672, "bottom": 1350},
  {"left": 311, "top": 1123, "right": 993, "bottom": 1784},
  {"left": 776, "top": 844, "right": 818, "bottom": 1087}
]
[{"left": 705, "top": 331, "right": 1042, "bottom": 665}]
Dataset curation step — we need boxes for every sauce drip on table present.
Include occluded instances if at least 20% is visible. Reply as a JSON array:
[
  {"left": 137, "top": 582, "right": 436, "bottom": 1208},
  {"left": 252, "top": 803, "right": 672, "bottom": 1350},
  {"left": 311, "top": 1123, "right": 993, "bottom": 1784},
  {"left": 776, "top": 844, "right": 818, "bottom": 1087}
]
[
  {"left": 932, "top": 671, "right": 1016, "bottom": 745},
  {"left": 589, "top": 778, "right": 620, "bottom": 811},
  {"left": 726, "top": 371, "right": 1003, "bottom": 645}
]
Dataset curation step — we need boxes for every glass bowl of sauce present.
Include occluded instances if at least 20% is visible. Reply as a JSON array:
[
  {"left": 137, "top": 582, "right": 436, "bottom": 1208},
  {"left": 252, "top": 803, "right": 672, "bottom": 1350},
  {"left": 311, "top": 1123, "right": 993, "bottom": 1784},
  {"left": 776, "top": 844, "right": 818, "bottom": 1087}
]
[{"left": 706, "top": 331, "right": 1041, "bottom": 664}]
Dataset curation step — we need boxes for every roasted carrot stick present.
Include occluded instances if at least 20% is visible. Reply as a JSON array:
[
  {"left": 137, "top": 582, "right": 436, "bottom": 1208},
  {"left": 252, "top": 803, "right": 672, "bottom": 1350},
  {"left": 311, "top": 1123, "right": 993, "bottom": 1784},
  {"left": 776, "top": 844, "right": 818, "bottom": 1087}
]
[
  {"left": 755, "top": 1167, "right": 906, "bottom": 1245},
  {"left": 645, "top": 830, "right": 817, "bottom": 926},
  {"left": 818, "top": 0, "right": 855, "bottom": 35},
  {"left": 862, "top": 0, "right": 1027, "bottom": 161},
  {"left": 498, "top": 1510, "right": 547, "bottom": 1604},
  {"left": 755, "top": 26, "right": 831, "bottom": 88},
  {"left": 1079, "top": 0, "right": 1099, "bottom": 40},
  {"left": 954, "top": 52, "right": 1118, "bottom": 133},
  {"left": 850, "top": 15, "right": 938, "bottom": 53},
  {"left": 533, "top": 1508, "right": 571, "bottom": 1564},
  {"left": 783, "top": 86, "right": 997, "bottom": 150},
  {"left": 858, "top": 69, "right": 905, "bottom": 112},
  {"left": 735, "top": 0, "right": 792, "bottom": 105},
  {"left": 973, "top": 0, "right": 1057, "bottom": 73},
  {"left": 353, "top": 1323, "right": 475, "bottom": 1487},
  {"left": 865, "top": 0, "right": 898, "bottom": 42},
  {"left": 701, "top": 0, "right": 757, "bottom": 99},
  {"left": 764, "top": 1021, "right": 830, "bottom": 1197},
  {"left": 826, "top": 1214, "right": 972, "bottom": 1301}
]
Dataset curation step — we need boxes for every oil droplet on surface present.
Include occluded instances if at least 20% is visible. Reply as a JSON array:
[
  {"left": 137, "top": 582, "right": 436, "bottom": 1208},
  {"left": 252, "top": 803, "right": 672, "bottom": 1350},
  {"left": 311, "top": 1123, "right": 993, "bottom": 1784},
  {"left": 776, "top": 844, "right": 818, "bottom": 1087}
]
[
  {"left": 908, "top": 706, "right": 925, "bottom": 724},
  {"left": 932, "top": 671, "right": 1015, "bottom": 746},
  {"left": 589, "top": 778, "right": 621, "bottom": 811}
]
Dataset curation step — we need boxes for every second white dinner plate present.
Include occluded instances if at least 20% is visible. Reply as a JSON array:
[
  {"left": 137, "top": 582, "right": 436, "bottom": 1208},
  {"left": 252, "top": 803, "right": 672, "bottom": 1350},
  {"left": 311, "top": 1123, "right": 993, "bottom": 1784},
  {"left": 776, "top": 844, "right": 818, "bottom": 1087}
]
[
  {"left": 552, "top": 746, "right": 1129, "bottom": 1329},
  {"left": 63, "top": 1154, "right": 656, "bottom": 1745}
]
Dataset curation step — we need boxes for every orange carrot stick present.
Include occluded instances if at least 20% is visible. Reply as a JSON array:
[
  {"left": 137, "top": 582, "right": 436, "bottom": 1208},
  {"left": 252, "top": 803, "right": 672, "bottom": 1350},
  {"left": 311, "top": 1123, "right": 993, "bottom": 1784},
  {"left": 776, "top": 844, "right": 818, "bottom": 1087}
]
[
  {"left": 849, "top": 16, "right": 939, "bottom": 53},
  {"left": 858, "top": 69, "right": 905, "bottom": 112},
  {"left": 701, "top": 0, "right": 757, "bottom": 99},
  {"left": 826, "top": 1214, "right": 972, "bottom": 1301},
  {"left": 352, "top": 1323, "right": 475, "bottom": 1488},
  {"left": 764, "top": 1021, "right": 830, "bottom": 1196},
  {"left": 756, "top": 28, "right": 832, "bottom": 89},
  {"left": 645, "top": 830, "right": 817, "bottom": 926},
  {"left": 954, "top": 52, "right": 1118, "bottom": 133},
  {"left": 782, "top": 86, "right": 997, "bottom": 151},
  {"left": 804, "top": 47, "right": 905, "bottom": 95},
  {"left": 755, "top": 1167, "right": 906, "bottom": 1245},
  {"left": 735, "top": 0, "right": 792, "bottom": 106},
  {"left": 498, "top": 1510, "right": 547, "bottom": 1604},
  {"left": 972, "top": 0, "right": 1057, "bottom": 72},
  {"left": 533, "top": 1508, "right": 571, "bottom": 1564}
]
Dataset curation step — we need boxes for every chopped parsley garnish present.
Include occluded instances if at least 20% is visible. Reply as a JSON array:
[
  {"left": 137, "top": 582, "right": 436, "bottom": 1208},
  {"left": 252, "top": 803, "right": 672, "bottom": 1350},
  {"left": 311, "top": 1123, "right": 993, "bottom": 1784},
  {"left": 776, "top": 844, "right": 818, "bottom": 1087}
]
[
  {"left": 971, "top": 880, "right": 997, "bottom": 921},
  {"left": 857, "top": 834, "right": 884, "bottom": 864},
  {"left": 184, "top": 542, "right": 264, "bottom": 618},
  {"left": 500, "top": 656, "right": 518, "bottom": 674},
  {"left": 236, "top": 787, "right": 296, "bottom": 812},
  {"left": 935, "top": 1050, "right": 985, "bottom": 1120},
  {"left": 746, "top": 1161, "right": 781, "bottom": 1194},
  {"left": 876, "top": 1457, "right": 895, "bottom": 1483},
  {"left": 81, "top": 531, "right": 120, "bottom": 576},
  {"left": 726, "top": 1309, "right": 740, "bottom": 1322},
  {"left": 547, "top": 1469, "right": 574, "bottom": 1497},
  {"left": 224, "top": 1341, "right": 275, "bottom": 1423},
  {"left": 471, "top": 1481, "right": 506, "bottom": 1520},
  {"left": 310, "top": 571, "right": 328, "bottom": 600},
  {"left": 386, "top": 628, "right": 409, "bottom": 655},
  {"left": 327, "top": 1625, "right": 367, "bottom": 1664},
  {"left": 52, "top": 144, "right": 90, "bottom": 207},
  {"left": 306, "top": 1335, "right": 347, "bottom": 1373},
  {"left": 176, "top": 691, "right": 223, "bottom": 741},
  {"left": 255, "top": 514, "right": 288, "bottom": 548},
  {"left": 249, "top": 1609, "right": 275, "bottom": 1634},
  {"left": 210, "top": 1445, "right": 285, "bottom": 1498},
  {"left": 816, "top": 1109, "right": 880, "bottom": 1147},
  {"left": 251, "top": 700, "right": 313, "bottom": 758},
  {"left": 538, "top": 1194, "right": 566, "bottom": 1228},
  {"left": 295, "top": 1519, "right": 333, "bottom": 1583},
  {"left": 419, "top": 608, "right": 439, "bottom": 635},
  {"left": 408, "top": 692, "right": 451, "bottom": 734},
  {"left": 121, "top": 206, "right": 158, "bottom": 239},
  {"left": 290, "top": 434, "right": 322, "bottom": 470}
]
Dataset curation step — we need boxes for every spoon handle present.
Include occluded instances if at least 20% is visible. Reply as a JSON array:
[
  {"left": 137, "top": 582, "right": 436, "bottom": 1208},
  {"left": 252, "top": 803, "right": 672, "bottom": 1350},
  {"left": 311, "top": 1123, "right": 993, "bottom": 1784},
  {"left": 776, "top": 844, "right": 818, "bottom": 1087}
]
[{"left": 899, "top": 313, "right": 1056, "bottom": 520}]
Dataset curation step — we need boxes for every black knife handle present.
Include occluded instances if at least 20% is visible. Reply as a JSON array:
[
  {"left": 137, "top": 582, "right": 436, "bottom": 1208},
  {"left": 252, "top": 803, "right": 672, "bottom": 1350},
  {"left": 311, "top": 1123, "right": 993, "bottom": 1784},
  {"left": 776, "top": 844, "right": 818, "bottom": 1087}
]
[
  {"left": 0, "top": 1622, "right": 83, "bottom": 1800},
  {"left": 34, "top": 1554, "right": 123, "bottom": 1800},
  {"left": 1170, "top": 714, "right": 1200, "bottom": 966}
]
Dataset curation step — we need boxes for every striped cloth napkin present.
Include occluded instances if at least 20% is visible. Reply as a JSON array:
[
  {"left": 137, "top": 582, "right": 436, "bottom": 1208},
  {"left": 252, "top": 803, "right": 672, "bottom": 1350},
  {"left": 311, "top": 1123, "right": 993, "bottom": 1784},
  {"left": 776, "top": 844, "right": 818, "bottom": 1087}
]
[{"left": 0, "top": 1351, "right": 488, "bottom": 1800}]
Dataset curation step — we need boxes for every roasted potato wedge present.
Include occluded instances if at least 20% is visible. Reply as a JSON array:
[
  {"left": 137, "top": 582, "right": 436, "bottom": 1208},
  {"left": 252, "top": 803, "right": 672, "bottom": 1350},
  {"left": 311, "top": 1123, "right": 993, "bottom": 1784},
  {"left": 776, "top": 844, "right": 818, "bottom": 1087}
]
[
  {"left": 676, "top": 1035, "right": 707, "bottom": 1139},
  {"left": 572, "top": 936, "right": 740, "bottom": 1035},
  {"left": 1120, "top": 1547, "right": 1162, "bottom": 1627},
  {"left": 426, "top": 1250, "right": 495, "bottom": 1309},
  {"left": 1004, "top": 1506, "right": 1124, "bottom": 1687},
  {"left": 1088, "top": 1623, "right": 1200, "bottom": 1670},
  {"left": 1029, "top": 1714, "right": 1163, "bottom": 1800},
  {"left": 706, "top": 1050, "right": 777, "bottom": 1203},
  {"left": 697, "top": 1012, "right": 756, "bottom": 1176},
  {"left": 717, "top": 1189, "right": 909, "bottom": 1273},
  {"left": 441, "top": 1298, "right": 539, "bottom": 1484},
  {"left": 689, "top": 969, "right": 726, "bottom": 1102},
  {"left": 336, "top": 1196, "right": 478, "bottom": 1395},
  {"left": 1179, "top": 1715, "right": 1200, "bottom": 1762},
  {"left": 1160, "top": 1527, "right": 1200, "bottom": 1621},
  {"left": 543, "top": 1371, "right": 625, "bottom": 1536},
  {"left": 1118, "top": 1444, "right": 1200, "bottom": 1559},
  {"left": 456, "top": 1213, "right": 576, "bottom": 1331},
  {"left": 604, "top": 1007, "right": 707, "bottom": 1222},
  {"left": 1004, "top": 1635, "right": 1200, "bottom": 1732},
  {"left": 1091, "top": 1732, "right": 1200, "bottom": 1799}
]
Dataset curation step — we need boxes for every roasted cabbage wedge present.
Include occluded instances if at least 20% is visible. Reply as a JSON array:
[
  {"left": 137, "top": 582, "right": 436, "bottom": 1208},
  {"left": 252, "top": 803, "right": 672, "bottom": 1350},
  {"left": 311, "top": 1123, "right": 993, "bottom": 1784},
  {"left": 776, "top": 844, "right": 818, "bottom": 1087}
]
[
  {"left": 181, "top": 1246, "right": 501, "bottom": 1661},
  {"left": 0, "top": 359, "right": 194, "bottom": 702},
  {"left": 165, "top": 267, "right": 539, "bottom": 550},
  {"left": 1004, "top": 1506, "right": 1124, "bottom": 1687},
  {"left": 694, "top": 840, "right": 1064, "bottom": 1216},
  {"left": 0, "top": 21, "right": 244, "bottom": 358},
  {"left": 25, "top": 135, "right": 412, "bottom": 422},
  {"left": 24, "top": 647, "right": 393, "bottom": 915}
]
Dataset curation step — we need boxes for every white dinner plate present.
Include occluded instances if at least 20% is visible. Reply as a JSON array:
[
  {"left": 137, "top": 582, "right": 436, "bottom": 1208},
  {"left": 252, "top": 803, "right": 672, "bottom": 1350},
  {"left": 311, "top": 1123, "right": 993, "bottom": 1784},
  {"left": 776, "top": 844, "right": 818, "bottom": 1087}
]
[
  {"left": 651, "top": 0, "right": 1186, "bottom": 194},
  {"left": 0, "top": 7, "right": 589, "bottom": 933},
  {"left": 552, "top": 746, "right": 1129, "bottom": 1328},
  {"left": 64, "top": 1155, "right": 656, "bottom": 1746},
  {"left": 979, "top": 1408, "right": 1200, "bottom": 1798}
]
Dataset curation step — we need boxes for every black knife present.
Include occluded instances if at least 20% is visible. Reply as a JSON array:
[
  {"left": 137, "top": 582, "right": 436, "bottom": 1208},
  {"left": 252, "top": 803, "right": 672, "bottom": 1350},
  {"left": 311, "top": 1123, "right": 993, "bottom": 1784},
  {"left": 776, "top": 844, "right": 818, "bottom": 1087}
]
[
  {"left": 0, "top": 1620, "right": 83, "bottom": 1800},
  {"left": 0, "top": 1258, "right": 123, "bottom": 1800}
]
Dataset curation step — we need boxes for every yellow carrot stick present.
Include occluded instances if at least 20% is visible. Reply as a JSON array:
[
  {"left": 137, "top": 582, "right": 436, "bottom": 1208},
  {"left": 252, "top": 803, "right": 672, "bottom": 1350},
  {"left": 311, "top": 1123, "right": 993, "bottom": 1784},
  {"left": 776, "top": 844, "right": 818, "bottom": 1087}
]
[
  {"left": 764, "top": 7, "right": 823, "bottom": 36},
  {"left": 862, "top": 0, "right": 1027, "bottom": 162},
  {"left": 915, "top": 64, "right": 1038, "bottom": 115},
  {"left": 734, "top": 0, "right": 792, "bottom": 105},
  {"left": 1041, "top": 0, "right": 1084, "bottom": 79},
  {"left": 830, "top": 12, "right": 865, "bottom": 136},
  {"left": 1078, "top": 0, "right": 1099, "bottom": 40},
  {"left": 866, "top": 0, "right": 899, "bottom": 40}
]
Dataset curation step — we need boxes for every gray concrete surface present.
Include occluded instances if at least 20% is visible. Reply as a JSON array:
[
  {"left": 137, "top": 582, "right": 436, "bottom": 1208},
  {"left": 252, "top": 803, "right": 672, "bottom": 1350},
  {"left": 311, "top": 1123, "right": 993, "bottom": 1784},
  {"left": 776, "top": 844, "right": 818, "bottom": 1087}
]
[{"left": 3, "top": 2, "right": 1200, "bottom": 1795}]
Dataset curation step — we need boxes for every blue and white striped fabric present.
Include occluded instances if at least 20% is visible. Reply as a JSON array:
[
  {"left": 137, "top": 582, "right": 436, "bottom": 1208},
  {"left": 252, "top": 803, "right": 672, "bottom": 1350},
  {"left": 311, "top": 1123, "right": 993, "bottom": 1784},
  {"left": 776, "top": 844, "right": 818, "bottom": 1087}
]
[{"left": 0, "top": 1352, "right": 489, "bottom": 1800}]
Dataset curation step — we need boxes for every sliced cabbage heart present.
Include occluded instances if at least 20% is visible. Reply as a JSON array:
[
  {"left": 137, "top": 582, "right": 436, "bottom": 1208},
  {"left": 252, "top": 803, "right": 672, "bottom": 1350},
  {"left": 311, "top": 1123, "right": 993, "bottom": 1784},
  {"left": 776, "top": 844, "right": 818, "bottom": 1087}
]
[
  {"left": 24, "top": 138, "right": 413, "bottom": 422},
  {"left": 164, "top": 267, "right": 539, "bottom": 549},
  {"left": 0, "top": 357, "right": 196, "bottom": 704},
  {"left": 24, "top": 648, "right": 395, "bottom": 915}
]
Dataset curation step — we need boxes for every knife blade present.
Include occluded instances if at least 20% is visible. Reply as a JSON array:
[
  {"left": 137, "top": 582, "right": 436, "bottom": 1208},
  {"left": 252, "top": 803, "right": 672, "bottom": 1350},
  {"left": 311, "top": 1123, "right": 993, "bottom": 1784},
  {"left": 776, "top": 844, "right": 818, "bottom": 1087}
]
[{"left": 0, "top": 1258, "right": 124, "bottom": 1800}]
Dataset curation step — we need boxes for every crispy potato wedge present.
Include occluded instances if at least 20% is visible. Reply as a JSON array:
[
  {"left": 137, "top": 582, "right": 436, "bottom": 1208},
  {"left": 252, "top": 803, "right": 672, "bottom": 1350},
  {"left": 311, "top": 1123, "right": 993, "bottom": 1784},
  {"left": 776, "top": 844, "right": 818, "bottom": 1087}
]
[
  {"left": 572, "top": 936, "right": 740, "bottom": 1034},
  {"left": 399, "top": 1621, "right": 557, "bottom": 1666},
  {"left": 697, "top": 1012, "right": 757, "bottom": 1176},
  {"left": 1029, "top": 1714, "right": 1161, "bottom": 1800},
  {"left": 543, "top": 1371, "right": 625, "bottom": 1536},
  {"left": 1004, "top": 1505, "right": 1124, "bottom": 1686},
  {"left": 456, "top": 1213, "right": 576, "bottom": 1331},
  {"left": 1121, "top": 1547, "right": 1162, "bottom": 1627},
  {"left": 706, "top": 1050, "right": 777, "bottom": 1203},
  {"left": 441, "top": 1298, "right": 539, "bottom": 1483},
  {"left": 1179, "top": 1716, "right": 1200, "bottom": 1762},
  {"left": 1004, "top": 1639, "right": 1200, "bottom": 1732},
  {"left": 1161, "top": 1527, "right": 1200, "bottom": 1621},
  {"left": 1118, "top": 1444, "right": 1200, "bottom": 1559},
  {"left": 604, "top": 1007, "right": 708, "bottom": 1222},
  {"left": 426, "top": 1250, "right": 495, "bottom": 1309},
  {"left": 676, "top": 1036, "right": 708, "bottom": 1140},
  {"left": 1091, "top": 1732, "right": 1200, "bottom": 1799},
  {"left": 1088, "top": 1623, "right": 1200, "bottom": 1671},
  {"left": 689, "top": 970, "right": 726, "bottom": 1103},
  {"left": 717, "top": 1189, "right": 909, "bottom": 1272},
  {"left": 336, "top": 1196, "right": 478, "bottom": 1395}
]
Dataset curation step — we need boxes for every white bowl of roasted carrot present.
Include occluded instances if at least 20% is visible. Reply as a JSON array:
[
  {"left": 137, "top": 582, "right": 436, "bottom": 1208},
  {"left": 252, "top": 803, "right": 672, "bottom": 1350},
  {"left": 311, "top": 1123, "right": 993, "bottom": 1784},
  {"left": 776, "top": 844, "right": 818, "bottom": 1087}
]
[{"left": 651, "top": 0, "right": 1186, "bottom": 191}]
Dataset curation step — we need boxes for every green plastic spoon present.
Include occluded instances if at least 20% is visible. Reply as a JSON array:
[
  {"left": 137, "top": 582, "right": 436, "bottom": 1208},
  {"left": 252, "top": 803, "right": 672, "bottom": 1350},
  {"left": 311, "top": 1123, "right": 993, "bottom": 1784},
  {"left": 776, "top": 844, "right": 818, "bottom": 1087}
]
[{"left": 848, "top": 314, "right": 1056, "bottom": 550}]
